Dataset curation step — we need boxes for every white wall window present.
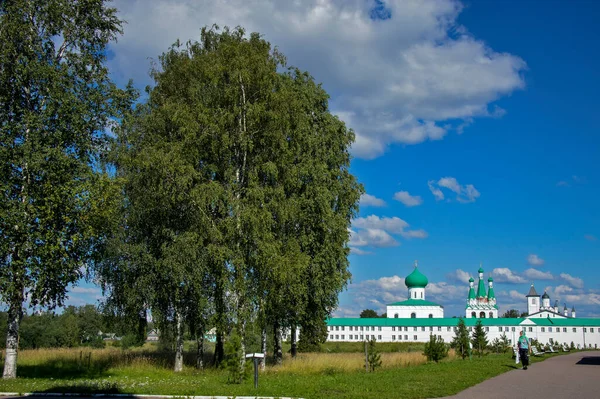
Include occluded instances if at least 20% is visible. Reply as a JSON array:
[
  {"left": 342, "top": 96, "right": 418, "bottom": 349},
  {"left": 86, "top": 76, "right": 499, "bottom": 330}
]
[
  {"left": 404, "top": 335, "right": 408, "bottom": 340},
  {"left": 394, "top": 313, "right": 398, "bottom": 318},
  {"left": 563, "top": 328, "right": 567, "bottom": 332},
  {"left": 341, "top": 326, "right": 345, "bottom": 331},
  {"left": 341, "top": 335, "right": 345, "bottom": 339},
  {"left": 335, "top": 326, "right": 339, "bottom": 331},
  {"left": 414, "top": 335, "right": 418, "bottom": 340},
  {"left": 335, "top": 335, "right": 339, "bottom": 339},
  {"left": 378, "top": 335, "right": 382, "bottom": 340},
  {"left": 529, "top": 327, "right": 533, "bottom": 332},
  {"left": 541, "top": 327, "right": 545, "bottom": 332},
  {"left": 392, "top": 335, "right": 396, "bottom": 340},
  {"left": 330, "top": 335, "right": 333, "bottom": 340}
]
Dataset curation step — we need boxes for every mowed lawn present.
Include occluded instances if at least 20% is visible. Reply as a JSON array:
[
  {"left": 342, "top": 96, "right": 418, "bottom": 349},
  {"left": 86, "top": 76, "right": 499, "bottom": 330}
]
[{"left": 0, "top": 345, "right": 561, "bottom": 399}]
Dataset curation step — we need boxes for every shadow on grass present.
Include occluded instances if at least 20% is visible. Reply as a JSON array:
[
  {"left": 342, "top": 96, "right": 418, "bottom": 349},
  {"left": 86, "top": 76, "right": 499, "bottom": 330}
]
[
  {"left": 504, "top": 364, "right": 519, "bottom": 369},
  {"left": 35, "top": 384, "right": 125, "bottom": 394},
  {"left": 5, "top": 349, "right": 216, "bottom": 380}
]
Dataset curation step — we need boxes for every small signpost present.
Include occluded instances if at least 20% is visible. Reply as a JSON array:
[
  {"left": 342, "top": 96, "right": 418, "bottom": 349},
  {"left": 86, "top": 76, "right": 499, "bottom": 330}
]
[{"left": 245, "top": 352, "right": 265, "bottom": 389}]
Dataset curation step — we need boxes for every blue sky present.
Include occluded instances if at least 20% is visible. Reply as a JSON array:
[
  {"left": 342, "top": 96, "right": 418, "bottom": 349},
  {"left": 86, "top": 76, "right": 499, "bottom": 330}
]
[{"left": 65, "top": 0, "right": 599, "bottom": 318}]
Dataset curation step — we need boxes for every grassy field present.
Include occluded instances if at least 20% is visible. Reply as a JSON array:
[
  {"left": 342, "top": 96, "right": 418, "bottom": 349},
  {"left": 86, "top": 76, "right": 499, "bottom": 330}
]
[{"left": 0, "top": 344, "right": 564, "bottom": 399}]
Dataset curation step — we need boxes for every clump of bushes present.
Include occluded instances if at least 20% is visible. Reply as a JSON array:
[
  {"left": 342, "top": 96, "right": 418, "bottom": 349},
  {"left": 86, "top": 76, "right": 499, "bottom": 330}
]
[{"left": 424, "top": 335, "right": 448, "bottom": 363}]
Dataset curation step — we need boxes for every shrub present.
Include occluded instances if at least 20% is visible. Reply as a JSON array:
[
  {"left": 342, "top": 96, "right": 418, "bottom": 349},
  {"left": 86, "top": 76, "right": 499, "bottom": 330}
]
[
  {"left": 367, "top": 338, "right": 382, "bottom": 372},
  {"left": 224, "top": 332, "right": 250, "bottom": 384},
  {"left": 424, "top": 335, "right": 448, "bottom": 363}
]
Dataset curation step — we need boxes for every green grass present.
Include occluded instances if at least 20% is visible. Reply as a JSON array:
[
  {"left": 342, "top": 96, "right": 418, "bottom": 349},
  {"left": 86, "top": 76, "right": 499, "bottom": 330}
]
[{"left": 0, "top": 347, "right": 564, "bottom": 399}]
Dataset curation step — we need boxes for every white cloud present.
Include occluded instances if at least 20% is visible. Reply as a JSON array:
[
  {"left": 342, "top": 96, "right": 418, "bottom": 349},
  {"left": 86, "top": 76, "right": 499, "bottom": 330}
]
[
  {"left": 428, "top": 177, "right": 480, "bottom": 203},
  {"left": 523, "top": 268, "right": 553, "bottom": 280},
  {"left": 447, "top": 269, "right": 471, "bottom": 283},
  {"left": 526, "top": 254, "right": 545, "bottom": 267},
  {"left": 351, "top": 215, "right": 428, "bottom": 249},
  {"left": 394, "top": 191, "right": 423, "bottom": 207},
  {"left": 349, "top": 228, "right": 398, "bottom": 248},
  {"left": 70, "top": 286, "right": 102, "bottom": 295},
  {"left": 350, "top": 247, "right": 372, "bottom": 256},
  {"left": 360, "top": 193, "right": 386, "bottom": 208},
  {"left": 560, "top": 273, "right": 584, "bottom": 289},
  {"left": 428, "top": 180, "right": 445, "bottom": 201},
  {"left": 109, "top": 0, "right": 526, "bottom": 160},
  {"left": 491, "top": 267, "right": 526, "bottom": 284}
]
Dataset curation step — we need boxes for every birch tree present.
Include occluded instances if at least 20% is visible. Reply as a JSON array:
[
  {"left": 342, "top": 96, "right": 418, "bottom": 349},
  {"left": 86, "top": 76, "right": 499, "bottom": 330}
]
[{"left": 0, "top": 0, "right": 132, "bottom": 379}]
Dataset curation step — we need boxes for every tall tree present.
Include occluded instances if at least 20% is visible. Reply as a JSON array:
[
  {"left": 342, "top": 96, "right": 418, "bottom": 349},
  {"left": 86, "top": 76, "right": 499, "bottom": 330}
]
[
  {"left": 451, "top": 318, "right": 470, "bottom": 360},
  {"left": 360, "top": 309, "right": 379, "bottom": 318},
  {"left": 501, "top": 309, "right": 521, "bottom": 318},
  {"left": 471, "top": 320, "right": 488, "bottom": 357},
  {"left": 0, "top": 0, "right": 132, "bottom": 378}
]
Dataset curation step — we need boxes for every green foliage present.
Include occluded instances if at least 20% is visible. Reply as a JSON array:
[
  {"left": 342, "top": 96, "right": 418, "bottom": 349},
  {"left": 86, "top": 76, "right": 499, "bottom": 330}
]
[
  {"left": 367, "top": 338, "right": 382, "bottom": 372},
  {"left": 99, "top": 25, "right": 362, "bottom": 371},
  {"left": 224, "top": 332, "right": 249, "bottom": 384},
  {"left": 450, "top": 318, "right": 470, "bottom": 360},
  {"left": 1, "top": 306, "right": 109, "bottom": 350},
  {"left": 423, "top": 335, "right": 449, "bottom": 363},
  {"left": 0, "top": 0, "right": 136, "bottom": 377},
  {"left": 471, "top": 320, "right": 488, "bottom": 357},
  {"left": 360, "top": 309, "right": 379, "bottom": 318}
]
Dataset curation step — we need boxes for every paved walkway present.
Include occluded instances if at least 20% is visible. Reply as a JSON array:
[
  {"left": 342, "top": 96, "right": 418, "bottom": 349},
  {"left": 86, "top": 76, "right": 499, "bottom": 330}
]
[{"left": 437, "top": 351, "right": 600, "bottom": 399}]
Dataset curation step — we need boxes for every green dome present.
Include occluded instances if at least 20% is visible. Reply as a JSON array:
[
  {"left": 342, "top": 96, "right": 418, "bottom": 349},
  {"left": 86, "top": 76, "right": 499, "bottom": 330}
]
[
  {"left": 478, "top": 267, "right": 484, "bottom": 274},
  {"left": 542, "top": 291, "right": 549, "bottom": 299},
  {"left": 488, "top": 276, "right": 494, "bottom": 282},
  {"left": 405, "top": 267, "right": 429, "bottom": 288},
  {"left": 469, "top": 277, "right": 474, "bottom": 282}
]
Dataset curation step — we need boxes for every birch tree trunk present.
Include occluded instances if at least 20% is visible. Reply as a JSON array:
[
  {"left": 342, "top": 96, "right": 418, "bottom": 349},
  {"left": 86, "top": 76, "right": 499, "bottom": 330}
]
[
  {"left": 174, "top": 310, "right": 184, "bottom": 372},
  {"left": 291, "top": 326, "right": 297, "bottom": 358},
  {"left": 261, "top": 327, "right": 267, "bottom": 371},
  {"left": 2, "top": 292, "right": 22, "bottom": 379},
  {"left": 273, "top": 323, "right": 283, "bottom": 365},
  {"left": 196, "top": 326, "right": 204, "bottom": 370}
]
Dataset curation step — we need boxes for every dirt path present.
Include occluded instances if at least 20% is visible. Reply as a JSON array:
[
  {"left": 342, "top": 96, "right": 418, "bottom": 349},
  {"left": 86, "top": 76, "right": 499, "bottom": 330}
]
[{"left": 436, "top": 350, "right": 600, "bottom": 399}]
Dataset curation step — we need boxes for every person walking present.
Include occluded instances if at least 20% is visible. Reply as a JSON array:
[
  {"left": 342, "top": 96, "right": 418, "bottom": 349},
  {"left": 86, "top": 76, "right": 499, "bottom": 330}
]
[{"left": 517, "top": 330, "right": 531, "bottom": 370}]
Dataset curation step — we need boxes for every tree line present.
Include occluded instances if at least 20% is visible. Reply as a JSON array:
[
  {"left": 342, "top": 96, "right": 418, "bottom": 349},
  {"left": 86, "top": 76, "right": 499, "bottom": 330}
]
[{"left": 0, "top": 0, "right": 362, "bottom": 379}]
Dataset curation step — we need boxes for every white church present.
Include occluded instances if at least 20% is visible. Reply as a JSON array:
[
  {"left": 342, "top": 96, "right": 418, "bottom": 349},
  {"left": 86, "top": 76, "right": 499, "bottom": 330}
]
[{"left": 327, "top": 263, "right": 600, "bottom": 348}]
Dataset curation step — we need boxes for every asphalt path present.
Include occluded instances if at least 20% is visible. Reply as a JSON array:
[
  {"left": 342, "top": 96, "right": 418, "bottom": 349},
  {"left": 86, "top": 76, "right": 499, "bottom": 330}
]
[{"left": 437, "top": 350, "right": 600, "bottom": 399}]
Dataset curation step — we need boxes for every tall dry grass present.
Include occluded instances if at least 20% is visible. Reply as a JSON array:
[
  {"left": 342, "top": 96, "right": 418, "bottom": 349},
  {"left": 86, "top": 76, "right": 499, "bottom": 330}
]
[
  {"left": 270, "top": 349, "right": 457, "bottom": 375},
  {"left": 4, "top": 345, "right": 458, "bottom": 376}
]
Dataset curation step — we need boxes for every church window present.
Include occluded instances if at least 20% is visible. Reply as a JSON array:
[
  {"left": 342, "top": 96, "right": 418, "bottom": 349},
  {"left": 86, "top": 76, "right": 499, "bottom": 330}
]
[
  {"left": 394, "top": 313, "right": 398, "bottom": 318},
  {"left": 541, "top": 327, "right": 545, "bottom": 332},
  {"left": 447, "top": 327, "right": 451, "bottom": 332},
  {"left": 573, "top": 328, "right": 577, "bottom": 332},
  {"left": 372, "top": 326, "right": 375, "bottom": 331},
  {"left": 489, "top": 312, "right": 494, "bottom": 318},
  {"left": 532, "top": 298, "right": 536, "bottom": 304},
  {"left": 422, "top": 327, "right": 426, "bottom": 332},
  {"left": 404, "top": 335, "right": 408, "bottom": 340},
  {"left": 429, "top": 327, "right": 433, "bottom": 332},
  {"left": 498, "top": 327, "right": 502, "bottom": 332},
  {"left": 341, "top": 335, "right": 345, "bottom": 340},
  {"left": 378, "top": 335, "right": 382, "bottom": 340},
  {"left": 479, "top": 312, "right": 486, "bottom": 318},
  {"left": 392, "top": 335, "right": 396, "bottom": 340},
  {"left": 591, "top": 328, "right": 595, "bottom": 333},
  {"left": 429, "top": 314, "right": 433, "bottom": 318},
  {"left": 511, "top": 327, "right": 515, "bottom": 332},
  {"left": 548, "top": 327, "right": 552, "bottom": 332},
  {"left": 371, "top": 335, "right": 375, "bottom": 340},
  {"left": 505, "top": 327, "right": 509, "bottom": 332},
  {"left": 378, "top": 326, "right": 381, "bottom": 331},
  {"left": 335, "top": 335, "right": 339, "bottom": 339},
  {"left": 341, "top": 326, "right": 345, "bottom": 331},
  {"left": 420, "top": 292, "right": 423, "bottom": 298},
  {"left": 413, "top": 327, "right": 417, "bottom": 331},
  {"left": 529, "top": 327, "right": 533, "bottom": 332},
  {"left": 471, "top": 312, "right": 476, "bottom": 318},
  {"left": 404, "top": 326, "right": 408, "bottom": 331},
  {"left": 335, "top": 326, "right": 339, "bottom": 331},
  {"left": 584, "top": 328, "right": 587, "bottom": 333},
  {"left": 437, "top": 327, "right": 441, "bottom": 332},
  {"left": 360, "top": 326, "right": 363, "bottom": 331},
  {"left": 360, "top": 335, "right": 364, "bottom": 340},
  {"left": 392, "top": 326, "right": 395, "bottom": 331},
  {"left": 355, "top": 335, "right": 359, "bottom": 340},
  {"left": 414, "top": 335, "right": 418, "bottom": 340},
  {"left": 330, "top": 335, "right": 333, "bottom": 340},
  {"left": 563, "top": 328, "right": 567, "bottom": 332},
  {"left": 411, "top": 312, "right": 416, "bottom": 318}
]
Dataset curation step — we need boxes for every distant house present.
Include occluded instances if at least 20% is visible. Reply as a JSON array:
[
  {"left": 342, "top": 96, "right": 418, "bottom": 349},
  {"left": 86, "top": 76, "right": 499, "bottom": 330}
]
[{"left": 146, "top": 329, "right": 159, "bottom": 342}]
